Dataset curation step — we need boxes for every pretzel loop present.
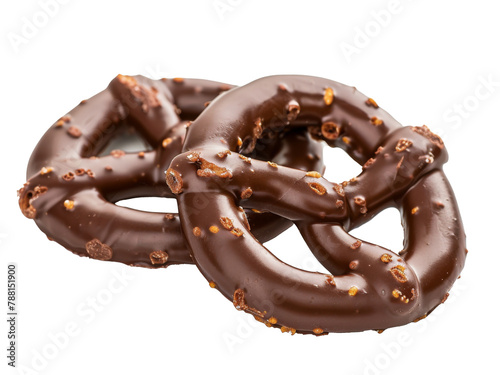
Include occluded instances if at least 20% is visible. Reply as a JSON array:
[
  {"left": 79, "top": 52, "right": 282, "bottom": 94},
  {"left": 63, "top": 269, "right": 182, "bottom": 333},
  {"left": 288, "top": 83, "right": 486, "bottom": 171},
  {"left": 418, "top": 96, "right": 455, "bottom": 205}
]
[
  {"left": 18, "top": 75, "right": 325, "bottom": 268},
  {"left": 168, "top": 75, "right": 466, "bottom": 334}
]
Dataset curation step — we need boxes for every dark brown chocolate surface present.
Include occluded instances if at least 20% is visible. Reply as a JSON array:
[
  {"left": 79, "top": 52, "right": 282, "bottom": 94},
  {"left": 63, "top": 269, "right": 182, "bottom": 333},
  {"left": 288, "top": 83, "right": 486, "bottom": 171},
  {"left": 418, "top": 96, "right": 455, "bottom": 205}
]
[
  {"left": 167, "top": 75, "right": 466, "bottom": 334},
  {"left": 18, "top": 75, "right": 324, "bottom": 268}
]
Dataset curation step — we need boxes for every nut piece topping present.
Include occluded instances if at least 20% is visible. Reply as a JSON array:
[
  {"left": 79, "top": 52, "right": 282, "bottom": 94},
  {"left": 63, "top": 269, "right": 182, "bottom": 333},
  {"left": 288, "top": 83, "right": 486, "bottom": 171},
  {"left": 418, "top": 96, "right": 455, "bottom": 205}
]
[
  {"left": 110, "top": 149, "right": 126, "bottom": 158},
  {"left": 381, "top": 253, "right": 393, "bottom": 263},
  {"left": 390, "top": 265, "right": 408, "bottom": 283},
  {"left": 197, "top": 159, "right": 233, "bottom": 178},
  {"left": 40, "top": 167, "right": 53, "bottom": 175},
  {"left": 350, "top": 240, "right": 362, "bottom": 250},
  {"left": 370, "top": 116, "right": 383, "bottom": 126},
  {"left": 324, "top": 87, "right": 334, "bottom": 105},
  {"left": 267, "top": 161, "right": 278, "bottom": 168},
  {"left": 308, "top": 182, "right": 327, "bottom": 195},
  {"left": 220, "top": 217, "right": 234, "bottom": 230},
  {"left": 192, "top": 227, "right": 202, "bottom": 237},
  {"left": 209, "top": 225, "right": 219, "bottom": 234},
  {"left": 150, "top": 250, "right": 169, "bottom": 265},
  {"left": 395, "top": 138, "right": 413, "bottom": 152},
  {"left": 67, "top": 126, "right": 82, "bottom": 138},
  {"left": 240, "top": 187, "right": 253, "bottom": 200},
  {"left": 348, "top": 286, "right": 358, "bottom": 296},
  {"left": 85, "top": 239, "right": 113, "bottom": 261},
  {"left": 321, "top": 122, "right": 341, "bottom": 140},
  {"left": 166, "top": 168, "right": 183, "bottom": 194}
]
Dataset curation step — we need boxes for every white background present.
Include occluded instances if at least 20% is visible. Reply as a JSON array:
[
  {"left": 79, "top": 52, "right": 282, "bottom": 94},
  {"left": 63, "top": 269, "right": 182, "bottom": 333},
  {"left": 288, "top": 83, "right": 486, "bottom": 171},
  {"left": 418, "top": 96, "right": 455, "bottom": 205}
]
[{"left": 1, "top": 1, "right": 498, "bottom": 374}]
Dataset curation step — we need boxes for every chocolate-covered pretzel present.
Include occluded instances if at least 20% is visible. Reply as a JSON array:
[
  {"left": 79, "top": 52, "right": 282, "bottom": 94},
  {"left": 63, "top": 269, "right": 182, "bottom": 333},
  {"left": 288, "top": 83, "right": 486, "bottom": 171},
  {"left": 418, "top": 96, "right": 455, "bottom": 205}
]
[
  {"left": 167, "top": 75, "right": 466, "bottom": 334},
  {"left": 18, "top": 75, "right": 324, "bottom": 268}
]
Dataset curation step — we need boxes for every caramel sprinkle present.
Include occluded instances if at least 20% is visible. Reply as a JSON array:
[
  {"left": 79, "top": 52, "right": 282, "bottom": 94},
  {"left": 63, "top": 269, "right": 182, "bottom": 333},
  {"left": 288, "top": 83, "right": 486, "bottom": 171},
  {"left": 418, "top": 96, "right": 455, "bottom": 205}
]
[
  {"left": 313, "top": 328, "right": 324, "bottom": 335},
  {"left": 308, "top": 182, "right": 327, "bottom": 195},
  {"left": 365, "top": 98, "right": 379, "bottom": 108},
  {"left": 40, "top": 167, "right": 53, "bottom": 175},
  {"left": 149, "top": 250, "right": 169, "bottom": 265},
  {"left": 306, "top": 171, "right": 322, "bottom": 178},
  {"left": 323, "top": 87, "right": 334, "bottom": 105},
  {"left": 162, "top": 137, "right": 173, "bottom": 148},
  {"left": 348, "top": 286, "right": 358, "bottom": 296},
  {"left": 63, "top": 200, "right": 75, "bottom": 210},
  {"left": 370, "top": 116, "right": 383, "bottom": 126}
]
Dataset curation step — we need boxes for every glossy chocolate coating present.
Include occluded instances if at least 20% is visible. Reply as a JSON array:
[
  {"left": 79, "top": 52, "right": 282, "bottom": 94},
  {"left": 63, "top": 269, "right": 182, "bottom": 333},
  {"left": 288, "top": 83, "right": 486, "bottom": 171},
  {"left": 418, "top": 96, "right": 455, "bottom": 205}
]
[
  {"left": 18, "top": 75, "right": 324, "bottom": 268},
  {"left": 168, "top": 75, "right": 466, "bottom": 334}
]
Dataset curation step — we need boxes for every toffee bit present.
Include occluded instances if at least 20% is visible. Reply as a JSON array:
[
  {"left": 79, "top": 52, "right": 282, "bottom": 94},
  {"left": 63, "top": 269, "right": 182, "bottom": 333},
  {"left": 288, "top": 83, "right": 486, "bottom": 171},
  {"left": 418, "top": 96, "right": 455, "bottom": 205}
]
[
  {"left": 63, "top": 200, "right": 75, "bottom": 210},
  {"left": 392, "top": 289, "right": 402, "bottom": 298},
  {"left": 55, "top": 115, "right": 71, "bottom": 127},
  {"left": 40, "top": 167, "right": 53, "bottom": 175},
  {"left": 110, "top": 149, "right": 126, "bottom": 158},
  {"left": 220, "top": 217, "right": 234, "bottom": 230},
  {"left": 390, "top": 265, "right": 408, "bottom": 283},
  {"left": 280, "top": 326, "right": 297, "bottom": 335},
  {"left": 233, "top": 288, "right": 247, "bottom": 310},
  {"left": 313, "top": 328, "right": 324, "bottom": 335},
  {"left": 395, "top": 138, "right": 413, "bottom": 152},
  {"left": 67, "top": 126, "right": 82, "bottom": 138},
  {"left": 104, "top": 165, "right": 113, "bottom": 172},
  {"left": 332, "top": 183, "right": 345, "bottom": 197},
  {"left": 192, "top": 227, "right": 202, "bottom": 237},
  {"left": 323, "top": 87, "right": 334, "bottom": 105},
  {"left": 86, "top": 169, "right": 95, "bottom": 178},
  {"left": 278, "top": 83, "right": 288, "bottom": 91},
  {"left": 251, "top": 208, "right": 263, "bottom": 213},
  {"left": 325, "top": 274, "right": 336, "bottom": 286},
  {"left": 321, "top": 121, "right": 341, "bottom": 140},
  {"left": 434, "top": 201, "right": 445, "bottom": 209},
  {"left": 350, "top": 240, "right": 362, "bottom": 250},
  {"left": 348, "top": 286, "right": 358, "bottom": 296},
  {"left": 363, "top": 157, "right": 376, "bottom": 169},
  {"left": 370, "top": 116, "right": 383, "bottom": 126},
  {"left": 267, "top": 161, "right": 278, "bottom": 168},
  {"left": 354, "top": 196, "right": 366, "bottom": 206},
  {"left": 381, "top": 253, "right": 393, "bottom": 263},
  {"left": 172, "top": 77, "right": 184, "bottom": 83},
  {"left": 164, "top": 213, "right": 175, "bottom": 220},
  {"left": 186, "top": 151, "right": 200, "bottom": 163},
  {"left": 230, "top": 228, "right": 244, "bottom": 237},
  {"left": 166, "top": 168, "right": 183, "bottom": 194},
  {"left": 217, "top": 150, "right": 231, "bottom": 158},
  {"left": 149, "top": 250, "right": 169, "bottom": 265},
  {"left": 349, "top": 260, "right": 359, "bottom": 270},
  {"left": 196, "top": 159, "right": 233, "bottom": 178},
  {"left": 268, "top": 317, "right": 278, "bottom": 324},
  {"left": 162, "top": 137, "right": 173, "bottom": 148},
  {"left": 237, "top": 137, "right": 243, "bottom": 147},
  {"left": 441, "top": 293, "right": 450, "bottom": 304},
  {"left": 335, "top": 199, "right": 344, "bottom": 208},
  {"left": 138, "top": 151, "right": 145, "bottom": 158},
  {"left": 204, "top": 101, "right": 211, "bottom": 107},
  {"left": 239, "top": 154, "right": 252, "bottom": 164},
  {"left": 342, "top": 136, "right": 351, "bottom": 145},
  {"left": 209, "top": 281, "right": 217, "bottom": 288},
  {"left": 209, "top": 225, "right": 219, "bottom": 234},
  {"left": 411, "top": 125, "right": 444, "bottom": 149},
  {"left": 306, "top": 171, "right": 322, "bottom": 178},
  {"left": 240, "top": 187, "right": 253, "bottom": 200},
  {"left": 75, "top": 168, "right": 86, "bottom": 176},
  {"left": 375, "top": 146, "right": 384, "bottom": 155},
  {"left": 365, "top": 98, "right": 379, "bottom": 108},
  {"left": 85, "top": 239, "right": 113, "bottom": 261},
  {"left": 411, "top": 207, "right": 419, "bottom": 215},
  {"left": 308, "top": 182, "right": 327, "bottom": 195}
]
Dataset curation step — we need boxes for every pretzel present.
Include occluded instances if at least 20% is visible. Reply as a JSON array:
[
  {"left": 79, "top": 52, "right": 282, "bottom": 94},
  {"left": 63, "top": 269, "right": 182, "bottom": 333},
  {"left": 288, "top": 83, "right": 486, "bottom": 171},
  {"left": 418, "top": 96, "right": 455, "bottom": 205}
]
[
  {"left": 167, "top": 75, "right": 467, "bottom": 334},
  {"left": 18, "top": 75, "right": 325, "bottom": 268}
]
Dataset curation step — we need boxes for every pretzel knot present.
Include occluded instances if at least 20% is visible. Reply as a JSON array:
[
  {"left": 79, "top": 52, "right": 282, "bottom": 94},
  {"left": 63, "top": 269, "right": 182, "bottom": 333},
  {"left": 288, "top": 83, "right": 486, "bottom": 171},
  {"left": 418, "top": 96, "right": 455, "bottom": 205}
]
[
  {"left": 18, "top": 75, "right": 325, "bottom": 268},
  {"left": 167, "top": 75, "right": 466, "bottom": 334}
]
